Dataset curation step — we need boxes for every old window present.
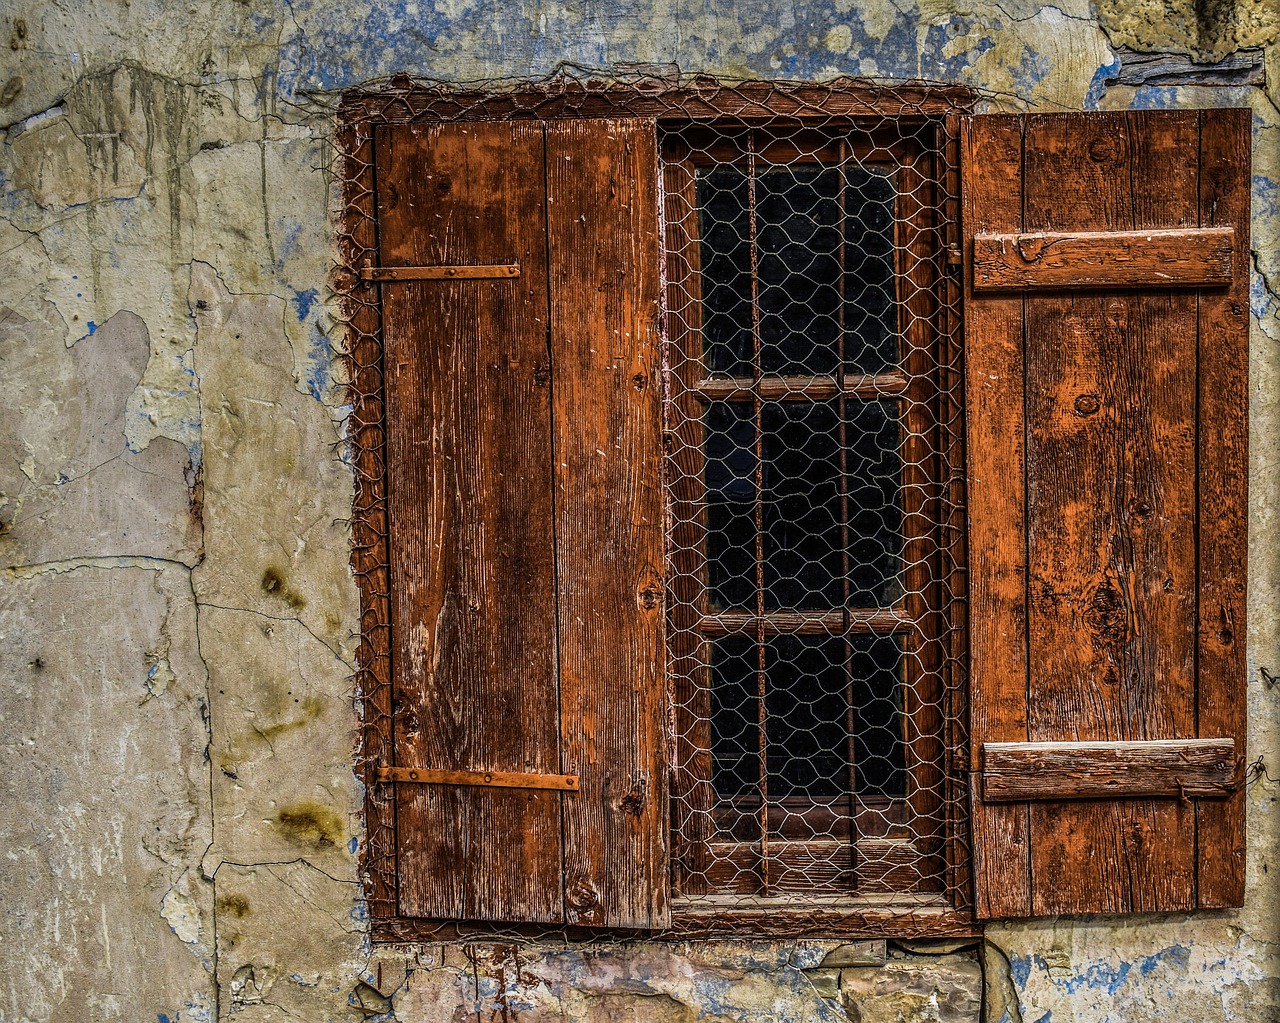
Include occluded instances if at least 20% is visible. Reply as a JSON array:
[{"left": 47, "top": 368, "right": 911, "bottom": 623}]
[
  {"left": 662, "top": 123, "right": 964, "bottom": 921},
  {"left": 341, "top": 86, "right": 1250, "bottom": 940}
]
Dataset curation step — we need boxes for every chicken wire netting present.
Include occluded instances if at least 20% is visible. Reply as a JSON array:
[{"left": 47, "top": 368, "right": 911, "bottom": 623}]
[{"left": 334, "top": 71, "right": 971, "bottom": 937}]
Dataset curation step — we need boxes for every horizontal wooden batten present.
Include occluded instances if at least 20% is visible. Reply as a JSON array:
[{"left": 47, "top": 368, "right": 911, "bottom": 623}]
[
  {"left": 971, "top": 227, "right": 1234, "bottom": 290},
  {"left": 692, "top": 373, "right": 909, "bottom": 403},
  {"left": 376, "top": 765, "right": 580, "bottom": 791},
  {"left": 697, "top": 608, "right": 912, "bottom": 637},
  {"left": 980, "top": 739, "right": 1237, "bottom": 802},
  {"left": 361, "top": 263, "right": 521, "bottom": 282}
]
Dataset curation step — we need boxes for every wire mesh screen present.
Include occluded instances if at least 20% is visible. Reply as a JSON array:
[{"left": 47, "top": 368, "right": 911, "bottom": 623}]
[
  {"left": 662, "top": 117, "right": 968, "bottom": 916},
  {"left": 335, "top": 72, "right": 971, "bottom": 938}
]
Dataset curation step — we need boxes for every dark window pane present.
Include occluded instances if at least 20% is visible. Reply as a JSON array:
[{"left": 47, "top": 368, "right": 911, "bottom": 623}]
[
  {"left": 710, "top": 637, "right": 759, "bottom": 798},
  {"left": 697, "top": 167, "right": 754, "bottom": 376},
  {"left": 848, "top": 635, "right": 906, "bottom": 798},
  {"left": 704, "top": 402, "right": 756, "bottom": 610},
  {"left": 757, "top": 166, "right": 843, "bottom": 375},
  {"left": 695, "top": 161, "right": 900, "bottom": 377},
  {"left": 843, "top": 167, "right": 899, "bottom": 375},
  {"left": 764, "top": 635, "right": 850, "bottom": 799},
  {"left": 757, "top": 399, "right": 903, "bottom": 610},
  {"left": 761, "top": 401, "right": 843, "bottom": 610},
  {"left": 847, "top": 400, "right": 904, "bottom": 606}
]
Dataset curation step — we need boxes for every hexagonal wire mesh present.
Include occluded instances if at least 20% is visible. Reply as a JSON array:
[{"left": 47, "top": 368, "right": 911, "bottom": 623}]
[{"left": 335, "top": 70, "right": 972, "bottom": 938}]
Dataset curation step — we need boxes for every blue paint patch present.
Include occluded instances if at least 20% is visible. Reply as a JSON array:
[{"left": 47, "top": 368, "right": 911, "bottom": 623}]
[
  {"left": 292, "top": 287, "right": 320, "bottom": 321},
  {"left": 86, "top": 321, "right": 97, "bottom": 335},
  {"left": 302, "top": 322, "right": 336, "bottom": 402},
  {"left": 1032, "top": 1013, "right": 1053, "bottom": 1023},
  {"left": 1009, "top": 953, "right": 1034, "bottom": 988},
  {"left": 158, "top": 1014, "right": 172, "bottom": 1023},
  {"left": 1083, "top": 52, "right": 1121, "bottom": 109},
  {"left": 275, "top": 220, "right": 305, "bottom": 270}
]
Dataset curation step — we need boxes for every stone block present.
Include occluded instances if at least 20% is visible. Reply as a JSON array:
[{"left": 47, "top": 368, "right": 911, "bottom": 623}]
[{"left": 840, "top": 952, "right": 982, "bottom": 1023}]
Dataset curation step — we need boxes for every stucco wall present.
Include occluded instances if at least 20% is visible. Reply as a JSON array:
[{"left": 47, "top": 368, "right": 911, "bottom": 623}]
[{"left": 1, "top": 2, "right": 1278, "bottom": 1021}]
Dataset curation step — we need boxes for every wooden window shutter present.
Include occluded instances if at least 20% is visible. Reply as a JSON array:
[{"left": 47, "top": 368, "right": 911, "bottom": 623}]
[
  {"left": 961, "top": 109, "right": 1250, "bottom": 917},
  {"left": 374, "top": 118, "right": 668, "bottom": 928}
]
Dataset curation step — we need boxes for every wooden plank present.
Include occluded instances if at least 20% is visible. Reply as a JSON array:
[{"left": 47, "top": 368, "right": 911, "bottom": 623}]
[
  {"left": 960, "top": 113, "right": 1031, "bottom": 919},
  {"left": 362, "top": 263, "right": 520, "bottom": 281},
  {"left": 697, "top": 609, "right": 913, "bottom": 636},
  {"left": 691, "top": 373, "right": 909, "bottom": 401},
  {"left": 1022, "top": 109, "right": 1200, "bottom": 915},
  {"left": 982, "top": 739, "right": 1236, "bottom": 801},
  {"left": 660, "top": 134, "right": 714, "bottom": 899},
  {"left": 377, "top": 121, "right": 565, "bottom": 924},
  {"left": 1196, "top": 107, "right": 1251, "bottom": 908},
  {"left": 546, "top": 118, "right": 668, "bottom": 929},
  {"left": 971, "top": 227, "right": 1234, "bottom": 290}
]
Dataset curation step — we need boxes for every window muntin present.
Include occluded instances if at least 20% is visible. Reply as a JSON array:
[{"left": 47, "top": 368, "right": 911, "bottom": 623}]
[{"left": 664, "top": 125, "right": 958, "bottom": 906}]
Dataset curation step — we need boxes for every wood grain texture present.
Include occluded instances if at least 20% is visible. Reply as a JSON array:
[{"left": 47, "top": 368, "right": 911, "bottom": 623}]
[
  {"left": 960, "top": 113, "right": 1031, "bottom": 919},
  {"left": 362, "top": 263, "right": 521, "bottom": 281},
  {"left": 376, "top": 121, "right": 565, "bottom": 924},
  {"left": 546, "top": 119, "right": 669, "bottom": 929},
  {"left": 982, "top": 739, "right": 1236, "bottom": 801},
  {"left": 971, "top": 227, "right": 1234, "bottom": 290},
  {"left": 1022, "top": 109, "right": 1201, "bottom": 915},
  {"left": 1195, "top": 107, "right": 1250, "bottom": 908}
]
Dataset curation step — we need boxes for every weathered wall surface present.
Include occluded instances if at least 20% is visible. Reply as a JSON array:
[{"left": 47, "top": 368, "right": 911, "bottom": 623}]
[{"left": 1, "top": 1, "right": 1278, "bottom": 1021}]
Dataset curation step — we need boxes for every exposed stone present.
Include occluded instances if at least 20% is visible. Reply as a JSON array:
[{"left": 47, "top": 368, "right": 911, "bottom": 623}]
[
  {"left": 823, "top": 941, "right": 890, "bottom": 967},
  {"left": 806, "top": 967, "right": 842, "bottom": 998},
  {"left": 841, "top": 952, "right": 983, "bottom": 1023}
]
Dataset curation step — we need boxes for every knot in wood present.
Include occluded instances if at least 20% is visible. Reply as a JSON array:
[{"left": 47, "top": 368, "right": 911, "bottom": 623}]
[
  {"left": 1073, "top": 394, "right": 1101, "bottom": 417},
  {"left": 565, "top": 878, "right": 600, "bottom": 912},
  {"left": 1015, "top": 235, "right": 1049, "bottom": 263},
  {"left": 620, "top": 780, "right": 647, "bottom": 816}
]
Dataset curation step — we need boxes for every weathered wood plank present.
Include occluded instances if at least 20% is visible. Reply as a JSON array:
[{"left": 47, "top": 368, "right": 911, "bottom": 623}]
[
  {"left": 691, "top": 372, "right": 909, "bottom": 401},
  {"left": 1196, "top": 107, "right": 1251, "bottom": 908},
  {"left": 972, "top": 227, "right": 1234, "bottom": 290},
  {"left": 982, "top": 739, "right": 1236, "bottom": 801},
  {"left": 377, "top": 121, "right": 565, "bottom": 924},
  {"left": 1022, "top": 109, "right": 1200, "bottom": 915},
  {"left": 961, "top": 113, "right": 1031, "bottom": 919},
  {"left": 546, "top": 118, "right": 669, "bottom": 929}
]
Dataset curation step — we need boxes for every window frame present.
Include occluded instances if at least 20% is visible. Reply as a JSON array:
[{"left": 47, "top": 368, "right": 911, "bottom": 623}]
[{"left": 339, "top": 80, "right": 978, "bottom": 942}]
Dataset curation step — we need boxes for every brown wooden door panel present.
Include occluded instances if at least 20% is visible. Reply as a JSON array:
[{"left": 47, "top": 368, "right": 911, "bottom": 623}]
[
  {"left": 546, "top": 118, "right": 669, "bottom": 929},
  {"left": 376, "top": 121, "right": 565, "bottom": 924},
  {"left": 963, "top": 108, "right": 1250, "bottom": 918}
]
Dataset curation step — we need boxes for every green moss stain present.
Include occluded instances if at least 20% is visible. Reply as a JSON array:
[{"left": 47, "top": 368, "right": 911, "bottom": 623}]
[
  {"left": 275, "top": 802, "right": 344, "bottom": 847},
  {"left": 261, "top": 566, "right": 307, "bottom": 610},
  {"left": 217, "top": 893, "right": 251, "bottom": 919}
]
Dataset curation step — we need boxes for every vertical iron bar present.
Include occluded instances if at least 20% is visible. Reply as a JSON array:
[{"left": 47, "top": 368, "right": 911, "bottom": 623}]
[
  {"left": 747, "top": 131, "right": 770, "bottom": 896},
  {"left": 836, "top": 140, "right": 859, "bottom": 892}
]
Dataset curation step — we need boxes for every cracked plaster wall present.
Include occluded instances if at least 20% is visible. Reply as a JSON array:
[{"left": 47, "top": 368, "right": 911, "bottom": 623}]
[{"left": 0, "top": 2, "right": 1278, "bottom": 1021}]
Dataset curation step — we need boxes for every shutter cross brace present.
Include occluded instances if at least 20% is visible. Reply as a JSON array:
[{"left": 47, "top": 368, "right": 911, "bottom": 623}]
[
  {"left": 376, "top": 764, "right": 579, "bottom": 791},
  {"left": 361, "top": 263, "right": 521, "bottom": 282}
]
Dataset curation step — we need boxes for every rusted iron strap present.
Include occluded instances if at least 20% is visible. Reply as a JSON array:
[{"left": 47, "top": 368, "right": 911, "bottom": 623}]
[
  {"left": 376, "top": 765, "right": 579, "bottom": 791},
  {"left": 361, "top": 264, "right": 520, "bottom": 282}
]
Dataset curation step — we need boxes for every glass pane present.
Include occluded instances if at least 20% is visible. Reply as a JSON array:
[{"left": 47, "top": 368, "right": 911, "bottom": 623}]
[
  {"left": 697, "top": 167, "right": 754, "bottom": 376},
  {"left": 843, "top": 167, "right": 898, "bottom": 375},
  {"left": 761, "top": 401, "right": 843, "bottom": 610},
  {"left": 764, "top": 635, "right": 851, "bottom": 799},
  {"left": 848, "top": 635, "right": 907, "bottom": 798},
  {"left": 758, "top": 399, "right": 904, "bottom": 611},
  {"left": 694, "top": 161, "right": 900, "bottom": 377},
  {"left": 757, "top": 166, "right": 843, "bottom": 375},
  {"left": 703, "top": 402, "right": 756, "bottom": 611},
  {"left": 847, "top": 400, "right": 904, "bottom": 606},
  {"left": 710, "top": 636, "right": 759, "bottom": 798}
]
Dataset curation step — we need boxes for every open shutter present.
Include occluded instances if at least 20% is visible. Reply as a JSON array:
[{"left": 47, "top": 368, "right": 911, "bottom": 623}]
[
  {"left": 962, "top": 109, "right": 1249, "bottom": 918},
  {"left": 375, "top": 119, "right": 667, "bottom": 928}
]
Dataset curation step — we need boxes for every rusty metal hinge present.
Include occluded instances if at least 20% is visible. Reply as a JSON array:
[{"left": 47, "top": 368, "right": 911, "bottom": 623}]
[
  {"left": 376, "top": 765, "right": 579, "bottom": 791},
  {"left": 360, "top": 263, "right": 520, "bottom": 282}
]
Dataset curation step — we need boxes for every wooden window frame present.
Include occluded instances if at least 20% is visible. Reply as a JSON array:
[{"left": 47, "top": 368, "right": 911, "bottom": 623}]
[{"left": 338, "top": 80, "right": 977, "bottom": 942}]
